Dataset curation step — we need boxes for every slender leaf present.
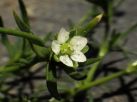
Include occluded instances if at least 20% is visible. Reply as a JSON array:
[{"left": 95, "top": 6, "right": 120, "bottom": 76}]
[
  {"left": 46, "top": 62, "right": 61, "bottom": 100},
  {"left": 13, "top": 11, "right": 43, "bottom": 58},
  {"left": 13, "top": 12, "right": 29, "bottom": 60},
  {"left": 0, "top": 16, "right": 9, "bottom": 45},
  {"left": 18, "top": 0, "right": 30, "bottom": 26},
  {"left": 78, "top": 14, "right": 103, "bottom": 36},
  {"left": 0, "top": 16, "right": 13, "bottom": 57},
  {"left": 13, "top": 11, "right": 30, "bottom": 32},
  {"left": 0, "top": 17, "right": 8, "bottom": 45},
  {"left": 111, "top": 23, "right": 137, "bottom": 47}
]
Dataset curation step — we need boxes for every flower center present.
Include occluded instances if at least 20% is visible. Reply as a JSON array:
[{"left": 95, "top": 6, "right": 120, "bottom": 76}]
[{"left": 60, "top": 43, "right": 73, "bottom": 55}]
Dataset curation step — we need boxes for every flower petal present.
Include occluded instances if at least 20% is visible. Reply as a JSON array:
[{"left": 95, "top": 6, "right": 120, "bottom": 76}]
[
  {"left": 51, "top": 40, "right": 60, "bottom": 55},
  {"left": 60, "top": 55, "right": 73, "bottom": 67},
  {"left": 70, "top": 36, "right": 87, "bottom": 51},
  {"left": 71, "top": 51, "right": 86, "bottom": 62},
  {"left": 58, "top": 28, "right": 70, "bottom": 44}
]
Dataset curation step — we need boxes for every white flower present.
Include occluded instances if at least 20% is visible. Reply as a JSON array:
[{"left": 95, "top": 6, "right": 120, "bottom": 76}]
[{"left": 51, "top": 28, "right": 88, "bottom": 67}]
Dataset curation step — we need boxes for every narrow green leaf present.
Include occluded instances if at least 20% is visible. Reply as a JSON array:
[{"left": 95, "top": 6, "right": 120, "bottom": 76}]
[
  {"left": 118, "top": 47, "right": 137, "bottom": 59},
  {"left": 0, "top": 65, "right": 19, "bottom": 74},
  {"left": 18, "top": 0, "right": 30, "bottom": 26},
  {"left": 121, "top": 23, "right": 137, "bottom": 38},
  {"left": 78, "top": 14, "right": 103, "bottom": 36},
  {"left": 0, "top": 16, "right": 10, "bottom": 46},
  {"left": 18, "top": 0, "right": 43, "bottom": 58},
  {"left": 13, "top": 12, "right": 29, "bottom": 60},
  {"left": 0, "top": 16, "right": 13, "bottom": 57},
  {"left": 111, "top": 23, "right": 137, "bottom": 47},
  {"left": 13, "top": 11, "right": 30, "bottom": 32},
  {"left": 13, "top": 11, "right": 44, "bottom": 58},
  {"left": 46, "top": 62, "right": 61, "bottom": 100}
]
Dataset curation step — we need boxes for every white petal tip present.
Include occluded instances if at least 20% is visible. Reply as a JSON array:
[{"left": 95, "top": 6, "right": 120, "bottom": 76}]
[
  {"left": 51, "top": 40, "right": 60, "bottom": 55},
  {"left": 71, "top": 51, "right": 87, "bottom": 62},
  {"left": 60, "top": 55, "right": 73, "bottom": 67},
  {"left": 70, "top": 36, "right": 88, "bottom": 51},
  {"left": 58, "top": 28, "right": 70, "bottom": 44}
]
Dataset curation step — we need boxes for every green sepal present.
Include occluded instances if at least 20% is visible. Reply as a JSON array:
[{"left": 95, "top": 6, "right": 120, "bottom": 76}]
[
  {"left": 54, "top": 55, "right": 60, "bottom": 62},
  {"left": 81, "top": 45, "right": 89, "bottom": 53},
  {"left": 73, "top": 61, "right": 78, "bottom": 68}
]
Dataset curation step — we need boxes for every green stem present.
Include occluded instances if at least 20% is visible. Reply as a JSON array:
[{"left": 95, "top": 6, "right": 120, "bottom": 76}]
[
  {"left": 85, "top": 61, "right": 100, "bottom": 82},
  {"left": 0, "top": 27, "right": 45, "bottom": 47},
  {"left": 86, "top": 40, "right": 109, "bottom": 82},
  {"left": 75, "top": 70, "right": 127, "bottom": 93}
]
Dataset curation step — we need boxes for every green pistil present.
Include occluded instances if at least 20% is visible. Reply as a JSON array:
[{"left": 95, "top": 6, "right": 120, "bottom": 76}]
[{"left": 60, "top": 43, "right": 73, "bottom": 55}]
